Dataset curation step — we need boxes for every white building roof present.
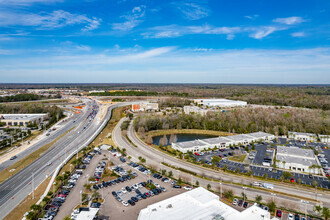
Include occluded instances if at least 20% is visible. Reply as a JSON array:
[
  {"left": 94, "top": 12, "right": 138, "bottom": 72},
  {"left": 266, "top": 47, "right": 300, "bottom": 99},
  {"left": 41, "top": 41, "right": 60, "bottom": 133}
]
[
  {"left": 74, "top": 208, "right": 99, "bottom": 220},
  {"left": 277, "top": 146, "right": 315, "bottom": 158},
  {"left": 0, "top": 114, "right": 47, "bottom": 121},
  {"left": 288, "top": 131, "right": 317, "bottom": 137},
  {"left": 173, "top": 140, "right": 207, "bottom": 149},
  {"left": 225, "top": 134, "right": 254, "bottom": 142},
  {"left": 248, "top": 131, "right": 274, "bottom": 139},
  {"left": 138, "top": 187, "right": 270, "bottom": 220},
  {"left": 200, "top": 137, "right": 232, "bottom": 145}
]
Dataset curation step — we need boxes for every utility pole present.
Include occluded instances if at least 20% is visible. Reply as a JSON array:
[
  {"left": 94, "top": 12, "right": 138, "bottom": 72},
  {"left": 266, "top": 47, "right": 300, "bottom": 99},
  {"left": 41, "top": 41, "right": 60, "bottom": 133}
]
[
  {"left": 32, "top": 172, "right": 34, "bottom": 199},
  {"left": 220, "top": 181, "right": 222, "bottom": 198}
]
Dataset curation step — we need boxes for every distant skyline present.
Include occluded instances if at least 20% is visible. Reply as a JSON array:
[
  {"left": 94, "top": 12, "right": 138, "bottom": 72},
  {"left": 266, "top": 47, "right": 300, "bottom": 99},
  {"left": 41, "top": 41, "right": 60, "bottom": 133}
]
[{"left": 0, "top": 0, "right": 329, "bottom": 83}]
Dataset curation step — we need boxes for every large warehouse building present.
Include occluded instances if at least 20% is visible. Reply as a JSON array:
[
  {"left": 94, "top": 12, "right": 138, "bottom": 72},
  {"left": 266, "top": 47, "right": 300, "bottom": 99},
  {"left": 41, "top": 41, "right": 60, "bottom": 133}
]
[
  {"left": 138, "top": 187, "right": 271, "bottom": 220},
  {"left": 276, "top": 146, "right": 321, "bottom": 174},
  {"left": 193, "top": 98, "right": 247, "bottom": 107},
  {"left": 0, "top": 114, "right": 47, "bottom": 127},
  {"left": 172, "top": 131, "right": 275, "bottom": 153}
]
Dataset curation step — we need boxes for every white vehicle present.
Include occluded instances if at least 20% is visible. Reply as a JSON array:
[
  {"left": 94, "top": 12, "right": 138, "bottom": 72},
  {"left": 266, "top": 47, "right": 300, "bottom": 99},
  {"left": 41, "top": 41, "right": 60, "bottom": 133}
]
[
  {"left": 155, "top": 183, "right": 161, "bottom": 188},
  {"left": 122, "top": 201, "right": 128, "bottom": 207},
  {"left": 121, "top": 188, "right": 127, "bottom": 194},
  {"left": 183, "top": 186, "right": 192, "bottom": 190},
  {"left": 287, "top": 213, "right": 293, "bottom": 220},
  {"left": 253, "top": 181, "right": 261, "bottom": 186}
]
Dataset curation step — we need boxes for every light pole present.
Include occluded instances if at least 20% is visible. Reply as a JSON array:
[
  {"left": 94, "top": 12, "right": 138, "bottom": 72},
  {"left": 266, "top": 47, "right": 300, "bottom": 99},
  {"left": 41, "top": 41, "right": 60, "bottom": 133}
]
[
  {"left": 301, "top": 200, "right": 309, "bottom": 218},
  {"left": 242, "top": 187, "right": 247, "bottom": 201},
  {"left": 32, "top": 172, "right": 34, "bottom": 199},
  {"left": 219, "top": 182, "right": 222, "bottom": 198},
  {"left": 271, "top": 193, "right": 276, "bottom": 202},
  {"left": 191, "top": 174, "right": 194, "bottom": 187},
  {"left": 70, "top": 164, "right": 73, "bottom": 173}
]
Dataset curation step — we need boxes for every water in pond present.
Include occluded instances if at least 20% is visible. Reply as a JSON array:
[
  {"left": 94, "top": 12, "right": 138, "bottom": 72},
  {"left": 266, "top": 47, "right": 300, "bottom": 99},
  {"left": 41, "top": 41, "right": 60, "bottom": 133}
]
[{"left": 152, "top": 133, "right": 217, "bottom": 146}]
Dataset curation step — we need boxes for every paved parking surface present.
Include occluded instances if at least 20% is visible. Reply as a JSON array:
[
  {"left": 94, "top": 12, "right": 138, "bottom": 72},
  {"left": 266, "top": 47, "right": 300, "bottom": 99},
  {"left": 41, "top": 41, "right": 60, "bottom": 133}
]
[{"left": 98, "top": 157, "right": 186, "bottom": 220}]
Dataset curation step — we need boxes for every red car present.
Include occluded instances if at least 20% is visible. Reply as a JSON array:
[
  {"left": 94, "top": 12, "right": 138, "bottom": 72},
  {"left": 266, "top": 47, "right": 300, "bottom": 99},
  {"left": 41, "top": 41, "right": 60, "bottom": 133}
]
[
  {"left": 194, "top": 152, "right": 200, "bottom": 156},
  {"left": 57, "top": 194, "right": 67, "bottom": 198},
  {"left": 276, "top": 210, "right": 282, "bottom": 217},
  {"left": 290, "top": 178, "right": 295, "bottom": 183}
]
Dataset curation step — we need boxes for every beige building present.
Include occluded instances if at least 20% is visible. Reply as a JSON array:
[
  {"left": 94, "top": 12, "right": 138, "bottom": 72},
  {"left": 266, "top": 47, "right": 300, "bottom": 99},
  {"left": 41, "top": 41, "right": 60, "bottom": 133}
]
[
  {"left": 132, "top": 103, "right": 159, "bottom": 112},
  {"left": 0, "top": 114, "right": 48, "bottom": 127}
]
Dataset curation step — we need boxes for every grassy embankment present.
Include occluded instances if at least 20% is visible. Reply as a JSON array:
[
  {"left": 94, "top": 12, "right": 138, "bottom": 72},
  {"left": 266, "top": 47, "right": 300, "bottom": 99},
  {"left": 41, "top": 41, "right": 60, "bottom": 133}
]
[
  {"left": 4, "top": 177, "right": 51, "bottom": 220},
  {"left": 147, "top": 129, "right": 234, "bottom": 137},
  {"left": 0, "top": 127, "right": 75, "bottom": 184}
]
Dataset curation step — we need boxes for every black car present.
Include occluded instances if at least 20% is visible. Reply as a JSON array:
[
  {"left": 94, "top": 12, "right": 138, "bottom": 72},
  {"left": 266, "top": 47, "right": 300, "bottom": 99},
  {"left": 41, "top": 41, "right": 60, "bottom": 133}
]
[
  {"left": 151, "top": 189, "right": 159, "bottom": 195},
  {"left": 173, "top": 185, "right": 181, "bottom": 188},
  {"left": 295, "top": 214, "right": 300, "bottom": 220},
  {"left": 90, "top": 202, "right": 101, "bottom": 208},
  {"left": 128, "top": 200, "right": 135, "bottom": 206},
  {"left": 147, "top": 180, "right": 153, "bottom": 184},
  {"left": 140, "top": 182, "right": 147, "bottom": 187},
  {"left": 131, "top": 197, "right": 138, "bottom": 202},
  {"left": 141, "top": 194, "right": 147, "bottom": 199},
  {"left": 135, "top": 189, "right": 141, "bottom": 194},
  {"left": 126, "top": 186, "right": 132, "bottom": 192},
  {"left": 93, "top": 185, "right": 99, "bottom": 190},
  {"left": 238, "top": 200, "right": 243, "bottom": 206},
  {"left": 243, "top": 202, "right": 249, "bottom": 208},
  {"left": 112, "top": 191, "right": 117, "bottom": 197}
]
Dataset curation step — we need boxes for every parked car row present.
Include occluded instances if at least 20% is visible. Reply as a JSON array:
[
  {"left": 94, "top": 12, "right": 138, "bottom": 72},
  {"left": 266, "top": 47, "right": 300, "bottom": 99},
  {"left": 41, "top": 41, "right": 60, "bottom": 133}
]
[
  {"left": 128, "top": 162, "right": 152, "bottom": 175},
  {"left": 232, "top": 198, "right": 250, "bottom": 209},
  {"left": 93, "top": 174, "right": 133, "bottom": 190},
  {"left": 112, "top": 181, "right": 167, "bottom": 207}
]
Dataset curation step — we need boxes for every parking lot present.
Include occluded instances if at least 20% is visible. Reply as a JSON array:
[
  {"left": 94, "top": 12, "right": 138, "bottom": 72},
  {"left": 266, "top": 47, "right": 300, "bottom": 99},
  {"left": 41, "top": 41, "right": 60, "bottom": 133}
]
[{"left": 98, "top": 156, "right": 186, "bottom": 220}]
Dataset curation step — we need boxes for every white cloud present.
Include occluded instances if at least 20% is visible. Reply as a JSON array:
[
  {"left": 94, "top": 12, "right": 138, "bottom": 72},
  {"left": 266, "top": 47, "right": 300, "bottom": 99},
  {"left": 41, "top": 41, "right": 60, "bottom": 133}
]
[
  {"left": 291, "top": 32, "right": 305, "bottom": 37},
  {"left": 112, "top": 5, "right": 146, "bottom": 31},
  {"left": 245, "top": 14, "right": 259, "bottom": 20},
  {"left": 248, "top": 26, "right": 279, "bottom": 39},
  {"left": 1, "top": 48, "right": 329, "bottom": 84},
  {"left": 143, "top": 24, "right": 241, "bottom": 39},
  {"left": 0, "top": 10, "right": 101, "bottom": 30},
  {"left": 0, "top": 0, "right": 63, "bottom": 6},
  {"left": 143, "top": 24, "right": 286, "bottom": 40},
  {"left": 174, "top": 2, "right": 210, "bottom": 20},
  {"left": 273, "top": 16, "right": 306, "bottom": 25}
]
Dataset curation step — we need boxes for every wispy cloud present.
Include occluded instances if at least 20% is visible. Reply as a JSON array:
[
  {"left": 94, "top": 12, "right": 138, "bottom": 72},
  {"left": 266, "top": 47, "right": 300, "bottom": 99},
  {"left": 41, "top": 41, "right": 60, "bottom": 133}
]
[
  {"left": 143, "top": 24, "right": 288, "bottom": 40},
  {"left": 0, "top": 0, "right": 63, "bottom": 6},
  {"left": 143, "top": 24, "right": 241, "bottom": 39},
  {"left": 173, "top": 2, "right": 210, "bottom": 20},
  {"left": 245, "top": 14, "right": 259, "bottom": 20},
  {"left": 112, "top": 5, "right": 146, "bottom": 31},
  {"left": 273, "top": 16, "right": 306, "bottom": 25},
  {"left": 0, "top": 10, "right": 101, "bottom": 30},
  {"left": 291, "top": 31, "right": 305, "bottom": 37}
]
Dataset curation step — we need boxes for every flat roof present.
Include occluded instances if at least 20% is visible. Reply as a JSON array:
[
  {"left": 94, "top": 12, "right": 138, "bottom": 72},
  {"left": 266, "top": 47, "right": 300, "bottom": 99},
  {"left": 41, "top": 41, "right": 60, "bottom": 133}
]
[
  {"left": 173, "top": 140, "right": 207, "bottom": 149},
  {"left": 277, "top": 146, "right": 315, "bottom": 158},
  {"left": 225, "top": 134, "right": 254, "bottom": 142},
  {"left": 138, "top": 187, "right": 271, "bottom": 220},
  {"left": 74, "top": 208, "right": 99, "bottom": 220},
  {"left": 277, "top": 155, "right": 318, "bottom": 167},
  {"left": 200, "top": 137, "right": 232, "bottom": 145},
  {"left": 248, "top": 132, "right": 274, "bottom": 138},
  {"left": 288, "top": 131, "right": 317, "bottom": 137},
  {"left": 0, "top": 114, "right": 47, "bottom": 121}
]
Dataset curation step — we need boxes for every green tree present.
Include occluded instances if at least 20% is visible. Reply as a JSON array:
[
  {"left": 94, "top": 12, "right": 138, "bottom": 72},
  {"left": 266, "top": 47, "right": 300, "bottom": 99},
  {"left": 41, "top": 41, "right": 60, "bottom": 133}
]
[
  {"left": 255, "top": 195, "right": 262, "bottom": 204},
  {"left": 283, "top": 171, "right": 292, "bottom": 180},
  {"left": 312, "top": 180, "right": 318, "bottom": 188},
  {"left": 223, "top": 190, "right": 234, "bottom": 200},
  {"left": 267, "top": 201, "right": 276, "bottom": 213},
  {"left": 30, "top": 204, "right": 42, "bottom": 211},
  {"left": 241, "top": 192, "right": 247, "bottom": 201},
  {"left": 207, "top": 184, "right": 211, "bottom": 190},
  {"left": 178, "top": 177, "right": 182, "bottom": 184},
  {"left": 168, "top": 171, "right": 173, "bottom": 178},
  {"left": 196, "top": 180, "right": 199, "bottom": 186}
]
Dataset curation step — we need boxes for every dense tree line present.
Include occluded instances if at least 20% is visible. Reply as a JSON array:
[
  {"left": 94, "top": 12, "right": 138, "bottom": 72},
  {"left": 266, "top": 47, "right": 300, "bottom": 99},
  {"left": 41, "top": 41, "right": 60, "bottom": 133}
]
[
  {"left": 0, "top": 103, "right": 64, "bottom": 127},
  {"left": 158, "top": 98, "right": 192, "bottom": 108},
  {"left": 0, "top": 94, "right": 46, "bottom": 103},
  {"left": 134, "top": 107, "right": 329, "bottom": 135}
]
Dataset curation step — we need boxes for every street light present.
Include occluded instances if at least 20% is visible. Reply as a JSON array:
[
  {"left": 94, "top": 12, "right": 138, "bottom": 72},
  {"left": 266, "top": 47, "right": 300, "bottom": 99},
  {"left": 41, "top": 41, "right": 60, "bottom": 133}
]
[
  {"left": 219, "top": 182, "right": 222, "bottom": 198},
  {"left": 271, "top": 193, "right": 276, "bottom": 202},
  {"left": 301, "top": 200, "right": 309, "bottom": 218}
]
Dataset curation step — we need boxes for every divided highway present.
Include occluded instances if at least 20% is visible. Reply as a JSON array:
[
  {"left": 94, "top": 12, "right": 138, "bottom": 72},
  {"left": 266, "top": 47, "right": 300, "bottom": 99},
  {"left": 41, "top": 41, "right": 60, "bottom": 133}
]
[{"left": 0, "top": 100, "right": 126, "bottom": 218}]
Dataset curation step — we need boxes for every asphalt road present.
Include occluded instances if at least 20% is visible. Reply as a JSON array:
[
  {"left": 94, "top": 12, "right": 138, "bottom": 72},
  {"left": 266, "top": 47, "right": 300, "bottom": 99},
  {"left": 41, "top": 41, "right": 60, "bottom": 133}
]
[
  {"left": 112, "top": 118, "right": 330, "bottom": 215},
  {"left": 0, "top": 98, "right": 112, "bottom": 218}
]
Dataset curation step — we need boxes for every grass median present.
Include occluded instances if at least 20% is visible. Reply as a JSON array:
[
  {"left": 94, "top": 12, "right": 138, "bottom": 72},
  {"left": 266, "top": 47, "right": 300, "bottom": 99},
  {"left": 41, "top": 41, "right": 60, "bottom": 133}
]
[
  {"left": 146, "top": 129, "right": 234, "bottom": 137},
  {"left": 4, "top": 176, "right": 51, "bottom": 220},
  {"left": 0, "top": 127, "right": 75, "bottom": 184}
]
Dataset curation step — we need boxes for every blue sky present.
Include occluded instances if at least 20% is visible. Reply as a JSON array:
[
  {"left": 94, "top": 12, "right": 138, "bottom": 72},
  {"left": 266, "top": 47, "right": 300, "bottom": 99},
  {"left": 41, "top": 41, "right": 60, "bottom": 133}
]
[{"left": 0, "top": 0, "right": 329, "bottom": 83}]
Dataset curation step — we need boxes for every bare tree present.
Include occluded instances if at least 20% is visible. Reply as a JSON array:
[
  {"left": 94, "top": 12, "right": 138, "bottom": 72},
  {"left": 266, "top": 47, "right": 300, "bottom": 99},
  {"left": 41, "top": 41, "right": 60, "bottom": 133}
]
[
  {"left": 169, "top": 134, "right": 177, "bottom": 144},
  {"left": 159, "top": 135, "right": 168, "bottom": 146}
]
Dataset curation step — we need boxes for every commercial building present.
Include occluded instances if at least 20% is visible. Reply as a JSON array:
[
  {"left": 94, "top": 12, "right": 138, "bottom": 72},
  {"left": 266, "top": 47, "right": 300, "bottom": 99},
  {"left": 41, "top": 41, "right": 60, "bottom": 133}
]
[
  {"left": 183, "top": 106, "right": 209, "bottom": 116},
  {"left": 318, "top": 134, "right": 330, "bottom": 143},
  {"left": 72, "top": 207, "right": 99, "bottom": 220},
  {"left": 276, "top": 146, "right": 320, "bottom": 174},
  {"left": 172, "top": 131, "right": 275, "bottom": 153},
  {"left": 193, "top": 99, "right": 247, "bottom": 108},
  {"left": 288, "top": 132, "right": 318, "bottom": 142},
  {"left": 89, "top": 90, "right": 105, "bottom": 94},
  {"left": 0, "top": 114, "right": 48, "bottom": 127},
  {"left": 138, "top": 187, "right": 271, "bottom": 220},
  {"left": 131, "top": 103, "right": 159, "bottom": 112}
]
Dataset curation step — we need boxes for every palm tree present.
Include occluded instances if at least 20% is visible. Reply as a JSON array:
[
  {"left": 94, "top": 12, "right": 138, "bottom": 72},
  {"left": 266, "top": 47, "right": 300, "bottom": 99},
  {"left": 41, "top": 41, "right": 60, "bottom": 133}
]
[
  {"left": 207, "top": 184, "right": 211, "bottom": 190},
  {"left": 255, "top": 195, "right": 262, "bottom": 204},
  {"left": 241, "top": 192, "right": 247, "bottom": 201}
]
